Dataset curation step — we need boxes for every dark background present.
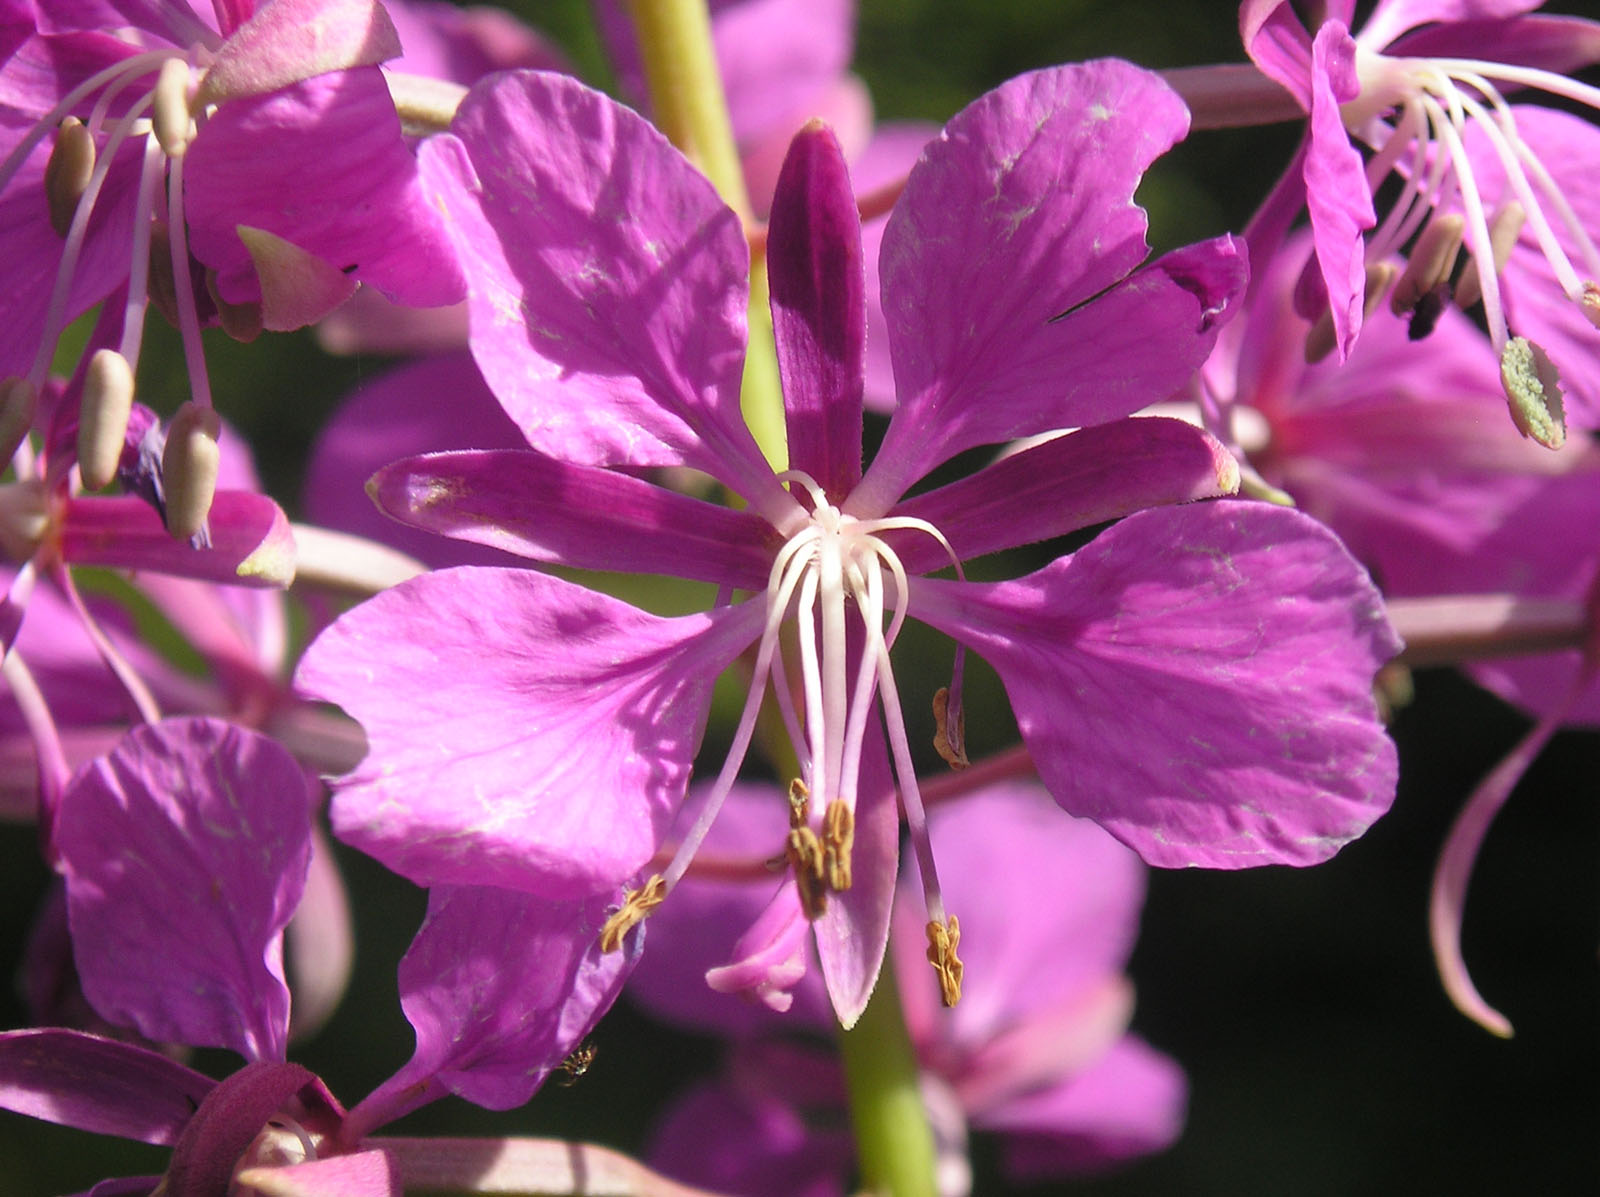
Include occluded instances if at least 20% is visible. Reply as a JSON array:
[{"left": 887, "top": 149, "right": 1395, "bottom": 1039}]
[{"left": 3, "top": 1, "right": 1597, "bottom": 1192}]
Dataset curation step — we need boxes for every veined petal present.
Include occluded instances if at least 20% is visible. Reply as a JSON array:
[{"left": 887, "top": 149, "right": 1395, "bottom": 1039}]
[
  {"left": 185, "top": 67, "right": 464, "bottom": 315},
  {"left": 0, "top": 1027, "right": 214, "bottom": 1145},
  {"left": 911, "top": 502, "right": 1401, "bottom": 869},
  {"left": 418, "top": 71, "right": 787, "bottom": 517},
  {"left": 862, "top": 62, "right": 1206, "bottom": 507},
  {"left": 57, "top": 490, "right": 296, "bottom": 587},
  {"left": 369, "top": 448, "right": 773, "bottom": 589},
  {"left": 885, "top": 417, "right": 1239, "bottom": 573},
  {"left": 195, "top": 0, "right": 402, "bottom": 106},
  {"left": 350, "top": 884, "right": 639, "bottom": 1128},
  {"left": 1388, "top": 14, "right": 1600, "bottom": 74},
  {"left": 1360, "top": 0, "right": 1546, "bottom": 51},
  {"left": 54, "top": 718, "right": 313, "bottom": 1061},
  {"left": 769, "top": 120, "right": 865, "bottom": 500},
  {"left": 1303, "top": 21, "right": 1373, "bottom": 362},
  {"left": 295, "top": 568, "right": 765, "bottom": 897}
]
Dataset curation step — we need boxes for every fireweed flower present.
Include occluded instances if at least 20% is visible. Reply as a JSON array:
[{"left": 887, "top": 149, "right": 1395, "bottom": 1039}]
[
  {"left": 0, "top": 716, "right": 638, "bottom": 1195},
  {"left": 297, "top": 64, "right": 1400, "bottom": 1025},
  {"left": 633, "top": 782, "right": 1185, "bottom": 1197},
  {"left": 1239, "top": 0, "right": 1600, "bottom": 434},
  {"left": 0, "top": 0, "right": 464, "bottom": 492}
]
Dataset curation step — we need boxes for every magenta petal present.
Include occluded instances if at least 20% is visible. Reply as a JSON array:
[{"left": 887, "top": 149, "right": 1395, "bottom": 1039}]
[
  {"left": 1303, "top": 22, "right": 1374, "bottom": 361},
  {"left": 0, "top": 1027, "right": 214, "bottom": 1145},
  {"left": 184, "top": 67, "right": 464, "bottom": 313},
  {"left": 912, "top": 503, "right": 1401, "bottom": 869},
  {"left": 768, "top": 121, "right": 865, "bottom": 500},
  {"left": 1239, "top": 0, "right": 1313, "bottom": 108},
  {"left": 1360, "top": 0, "right": 1545, "bottom": 50},
  {"left": 196, "top": 0, "right": 402, "bottom": 105},
  {"left": 296, "top": 568, "right": 765, "bottom": 896},
  {"left": 352, "top": 884, "right": 638, "bottom": 1124},
  {"left": 369, "top": 449, "right": 773, "bottom": 589},
  {"left": 886, "top": 417, "right": 1239, "bottom": 573},
  {"left": 235, "top": 1149, "right": 398, "bottom": 1197},
  {"left": 704, "top": 883, "right": 810, "bottom": 1014},
  {"left": 859, "top": 60, "right": 1198, "bottom": 504},
  {"left": 1389, "top": 14, "right": 1600, "bottom": 74},
  {"left": 54, "top": 718, "right": 313, "bottom": 1061},
  {"left": 981, "top": 1036, "right": 1187, "bottom": 1177},
  {"left": 57, "top": 491, "right": 296, "bottom": 587},
  {"left": 418, "top": 72, "right": 784, "bottom": 515}
]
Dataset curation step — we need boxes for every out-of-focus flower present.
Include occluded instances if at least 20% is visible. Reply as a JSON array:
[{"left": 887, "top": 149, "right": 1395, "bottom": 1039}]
[
  {"left": 1238, "top": 0, "right": 1600, "bottom": 438},
  {"left": 298, "top": 63, "right": 1399, "bottom": 1028},
  {"left": 634, "top": 783, "right": 1185, "bottom": 1196}
]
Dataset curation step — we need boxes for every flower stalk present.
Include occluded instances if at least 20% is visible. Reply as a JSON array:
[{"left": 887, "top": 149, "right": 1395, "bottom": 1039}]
[{"left": 625, "top": 0, "right": 787, "bottom": 472}]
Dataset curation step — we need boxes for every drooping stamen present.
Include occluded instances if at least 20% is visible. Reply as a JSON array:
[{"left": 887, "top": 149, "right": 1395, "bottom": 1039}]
[
  {"left": 1453, "top": 201, "right": 1525, "bottom": 310},
  {"left": 163, "top": 153, "right": 215, "bottom": 412},
  {"left": 118, "top": 135, "right": 170, "bottom": 371},
  {"left": 0, "top": 380, "right": 39, "bottom": 467},
  {"left": 599, "top": 874, "right": 665, "bottom": 953},
  {"left": 925, "top": 916, "right": 964, "bottom": 1008},
  {"left": 1391, "top": 213, "right": 1463, "bottom": 316},
  {"left": 785, "top": 779, "right": 827, "bottom": 919},
  {"left": 821, "top": 799, "right": 853, "bottom": 892},
  {"left": 152, "top": 58, "right": 195, "bottom": 158},
  {"left": 931, "top": 687, "right": 968, "bottom": 770}
]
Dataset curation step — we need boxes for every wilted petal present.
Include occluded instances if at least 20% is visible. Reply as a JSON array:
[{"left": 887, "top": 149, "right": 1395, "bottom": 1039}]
[
  {"left": 349, "top": 885, "right": 639, "bottom": 1128},
  {"left": 912, "top": 502, "right": 1401, "bottom": 869},
  {"left": 418, "top": 72, "right": 785, "bottom": 516},
  {"left": 185, "top": 67, "right": 464, "bottom": 314},
  {"left": 296, "top": 568, "right": 763, "bottom": 896},
  {"left": 0, "top": 1027, "right": 213, "bottom": 1145},
  {"left": 54, "top": 718, "right": 313, "bottom": 1061},
  {"left": 195, "top": 0, "right": 402, "bottom": 105}
]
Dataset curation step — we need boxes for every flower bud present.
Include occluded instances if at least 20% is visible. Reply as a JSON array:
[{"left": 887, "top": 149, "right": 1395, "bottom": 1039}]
[
  {"left": 78, "top": 349, "right": 135, "bottom": 490},
  {"left": 161, "top": 401, "right": 222, "bottom": 539},
  {"left": 44, "top": 117, "right": 95, "bottom": 239}
]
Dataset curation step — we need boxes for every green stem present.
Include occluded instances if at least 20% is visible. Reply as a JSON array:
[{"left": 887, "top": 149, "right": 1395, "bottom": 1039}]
[
  {"left": 838, "top": 957, "right": 939, "bottom": 1197},
  {"left": 624, "top": 0, "right": 787, "bottom": 472}
]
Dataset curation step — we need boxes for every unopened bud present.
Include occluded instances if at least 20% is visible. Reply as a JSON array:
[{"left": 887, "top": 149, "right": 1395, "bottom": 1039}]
[
  {"left": 152, "top": 58, "right": 195, "bottom": 157},
  {"left": 1391, "top": 214, "right": 1463, "bottom": 316},
  {"left": 160, "top": 401, "right": 222, "bottom": 539},
  {"left": 78, "top": 349, "right": 136, "bottom": 490},
  {"left": 1453, "top": 202, "right": 1525, "bottom": 310},
  {"left": 44, "top": 117, "right": 95, "bottom": 239},
  {"left": 1500, "top": 336, "right": 1566, "bottom": 449},
  {"left": 0, "top": 378, "right": 38, "bottom": 464}
]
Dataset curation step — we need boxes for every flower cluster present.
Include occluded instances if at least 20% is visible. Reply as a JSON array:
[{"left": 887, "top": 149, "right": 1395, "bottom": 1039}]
[{"left": 1, "top": 1, "right": 1596, "bottom": 1194}]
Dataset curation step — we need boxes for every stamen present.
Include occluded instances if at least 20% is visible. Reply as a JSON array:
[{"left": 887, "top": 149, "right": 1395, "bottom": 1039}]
[
  {"left": 152, "top": 58, "right": 195, "bottom": 158},
  {"left": 44, "top": 118, "right": 96, "bottom": 239},
  {"left": 821, "top": 799, "right": 853, "bottom": 892},
  {"left": 1391, "top": 214, "right": 1464, "bottom": 316},
  {"left": 1304, "top": 262, "right": 1396, "bottom": 364},
  {"left": 931, "top": 686, "right": 968, "bottom": 770},
  {"left": 78, "top": 349, "right": 136, "bottom": 491},
  {"left": 161, "top": 400, "right": 221, "bottom": 540},
  {"left": 0, "top": 379, "right": 39, "bottom": 466},
  {"left": 1407, "top": 283, "right": 1449, "bottom": 341},
  {"left": 1499, "top": 336, "right": 1566, "bottom": 448},
  {"left": 785, "top": 782, "right": 827, "bottom": 919},
  {"left": 925, "top": 916, "right": 964, "bottom": 1007},
  {"left": 599, "top": 874, "right": 665, "bottom": 952},
  {"left": 1453, "top": 201, "right": 1525, "bottom": 310}
]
